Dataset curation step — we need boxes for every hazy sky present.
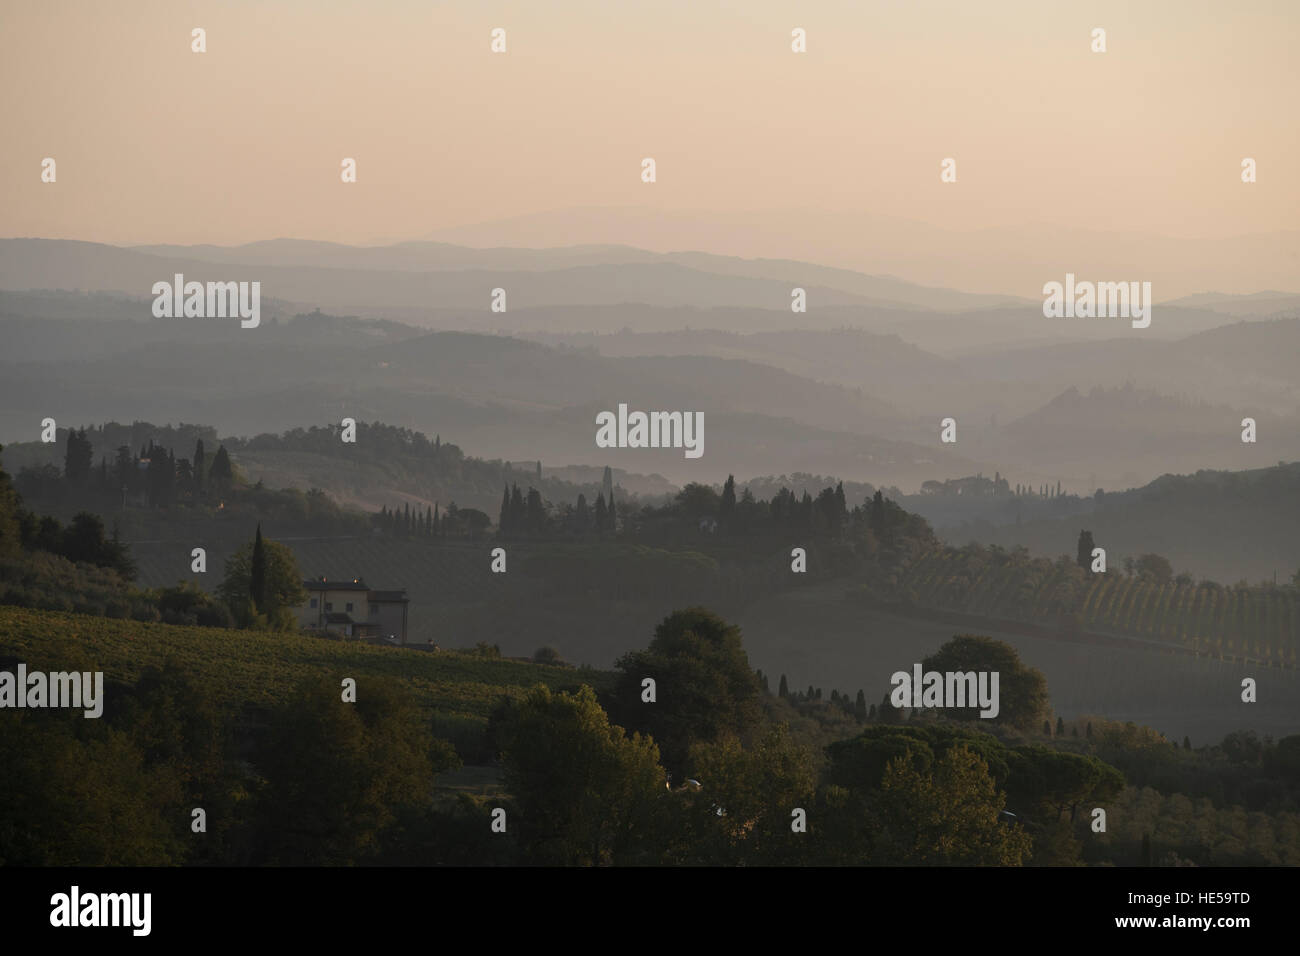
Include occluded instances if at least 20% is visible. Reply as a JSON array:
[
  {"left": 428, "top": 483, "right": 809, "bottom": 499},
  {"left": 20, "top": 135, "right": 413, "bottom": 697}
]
[{"left": 2, "top": 0, "right": 1296, "bottom": 293}]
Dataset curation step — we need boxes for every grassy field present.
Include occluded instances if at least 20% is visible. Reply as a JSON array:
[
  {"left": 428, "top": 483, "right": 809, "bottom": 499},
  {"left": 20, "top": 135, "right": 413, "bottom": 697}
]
[{"left": 0, "top": 605, "right": 614, "bottom": 723}]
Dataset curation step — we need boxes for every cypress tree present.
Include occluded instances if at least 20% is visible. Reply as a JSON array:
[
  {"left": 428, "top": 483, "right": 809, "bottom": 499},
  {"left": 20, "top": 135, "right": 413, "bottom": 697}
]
[
  {"left": 193, "top": 439, "right": 206, "bottom": 490},
  {"left": 855, "top": 689, "right": 867, "bottom": 721},
  {"left": 870, "top": 490, "right": 886, "bottom": 538},
  {"left": 210, "top": 445, "right": 233, "bottom": 484},
  {"left": 720, "top": 474, "right": 736, "bottom": 520},
  {"left": 509, "top": 484, "right": 526, "bottom": 532},
  {"left": 250, "top": 523, "right": 267, "bottom": 616},
  {"left": 1056, "top": 716, "right": 1065, "bottom": 736},
  {"left": 778, "top": 674, "right": 789, "bottom": 699},
  {"left": 1077, "top": 530, "right": 1096, "bottom": 570}
]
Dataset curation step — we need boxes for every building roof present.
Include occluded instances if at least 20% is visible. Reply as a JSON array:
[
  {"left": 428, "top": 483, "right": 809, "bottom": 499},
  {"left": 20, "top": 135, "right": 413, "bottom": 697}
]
[
  {"left": 367, "top": 590, "right": 408, "bottom": 603},
  {"left": 304, "top": 578, "right": 369, "bottom": 591}
]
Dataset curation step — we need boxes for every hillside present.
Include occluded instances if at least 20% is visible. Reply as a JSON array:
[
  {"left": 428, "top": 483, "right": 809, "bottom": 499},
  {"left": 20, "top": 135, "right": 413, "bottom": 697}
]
[
  {"left": 947, "top": 462, "right": 1300, "bottom": 583},
  {"left": 0, "top": 605, "right": 612, "bottom": 722}
]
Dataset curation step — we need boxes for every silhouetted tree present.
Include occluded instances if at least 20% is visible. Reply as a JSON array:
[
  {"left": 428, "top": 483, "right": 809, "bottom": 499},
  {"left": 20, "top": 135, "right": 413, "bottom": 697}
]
[
  {"left": 720, "top": 475, "right": 736, "bottom": 522},
  {"left": 249, "top": 523, "right": 268, "bottom": 615},
  {"left": 64, "top": 428, "right": 93, "bottom": 485},
  {"left": 1077, "top": 530, "right": 1095, "bottom": 570}
]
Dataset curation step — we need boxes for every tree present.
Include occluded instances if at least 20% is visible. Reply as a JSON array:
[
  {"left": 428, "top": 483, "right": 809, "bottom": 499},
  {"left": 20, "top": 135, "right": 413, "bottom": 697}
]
[
  {"left": 720, "top": 475, "right": 736, "bottom": 521},
  {"left": 0, "top": 710, "right": 182, "bottom": 865},
  {"left": 64, "top": 428, "right": 93, "bottom": 484},
  {"left": 1005, "top": 746, "right": 1124, "bottom": 824},
  {"left": 533, "top": 646, "right": 563, "bottom": 665},
  {"left": 1056, "top": 716, "right": 1065, "bottom": 737},
  {"left": 882, "top": 746, "right": 1032, "bottom": 864},
  {"left": 494, "top": 684, "right": 664, "bottom": 866},
  {"left": 872, "top": 746, "right": 1032, "bottom": 865},
  {"left": 1076, "top": 530, "right": 1095, "bottom": 570},
  {"left": 254, "top": 675, "right": 457, "bottom": 864},
  {"left": 778, "top": 674, "right": 789, "bottom": 699},
  {"left": 509, "top": 484, "right": 526, "bottom": 533},
  {"left": 681, "top": 725, "right": 816, "bottom": 865},
  {"left": 0, "top": 446, "right": 26, "bottom": 557},
  {"left": 611, "top": 608, "right": 762, "bottom": 776},
  {"left": 249, "top": 523, "right": 268, "bottom": 615},
  {"left": 594, "top": 492, "right": 608, "bottom": 532},
  {"left": 855, "top": 689, "right": 867, "bottom": 722},
  {"left": 209, "top": 445, "right": 233, "bottom": 486},
  {"left": 499, "top": 485, "right": 511, "bottom": 535},
  {"left": 218, "top": 530, "right": 307, "bottom": 629},
  {"left": 525, "top": 487, "right": 546, "bottom": 536},
  {"left": 870, "top": 490, "right": 887, "bottom": 538},
  {"left": 193, "top": 439, "right": 206, "bottom": 492},
  {"left": 920, "top": 635, "right": 1051, "bottom": 733},
  {"left": 602, "top": 465, "right": 614, "bottom": 512},
  {"left": 675, "top": 483, "right": 720, "bottom": 519},
  {"left": 1136, "top": 553, "right": 1173, "bottom": 585},
  {"left": 113, "top": 446, "right": 133, "bottom": 492},
  {"left": 62, "top": 511, "right": 136, "bottom": 578}
]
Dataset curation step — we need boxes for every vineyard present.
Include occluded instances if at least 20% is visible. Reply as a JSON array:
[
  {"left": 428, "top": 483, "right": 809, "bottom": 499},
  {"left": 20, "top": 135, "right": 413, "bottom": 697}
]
[
  {"left": 882, "top": 545, "right": 1300, "bottom": 669},
  {"left": 0, "top": 605, "right": 614, "bottom": 722}
]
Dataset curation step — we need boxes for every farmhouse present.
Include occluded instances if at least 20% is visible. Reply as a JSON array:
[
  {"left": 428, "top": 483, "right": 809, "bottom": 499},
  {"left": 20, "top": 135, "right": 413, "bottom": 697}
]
[{"left": 296, "top": 577, "right": 409, "bottom": 644}]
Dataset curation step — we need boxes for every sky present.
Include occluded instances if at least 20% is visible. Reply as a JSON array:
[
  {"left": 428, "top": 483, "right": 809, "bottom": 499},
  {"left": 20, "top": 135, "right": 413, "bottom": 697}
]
[{"left": 2, "top": 0, "right": 1296, "bottom": 295}]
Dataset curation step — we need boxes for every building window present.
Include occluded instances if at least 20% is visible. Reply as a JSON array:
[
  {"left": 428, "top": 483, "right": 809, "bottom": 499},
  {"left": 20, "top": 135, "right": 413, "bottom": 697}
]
[
  {"left": 346, "top": 602, "right": 354, "bottom": 613},
  {"left": 310, "top": 598, "right": 318, "bottom": 609},
  {"left": 370, "top": 604, "right": 379, "bottom": 616},
  {"left": 325, "top": 602, "right": 333, "bottom": 612}
]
